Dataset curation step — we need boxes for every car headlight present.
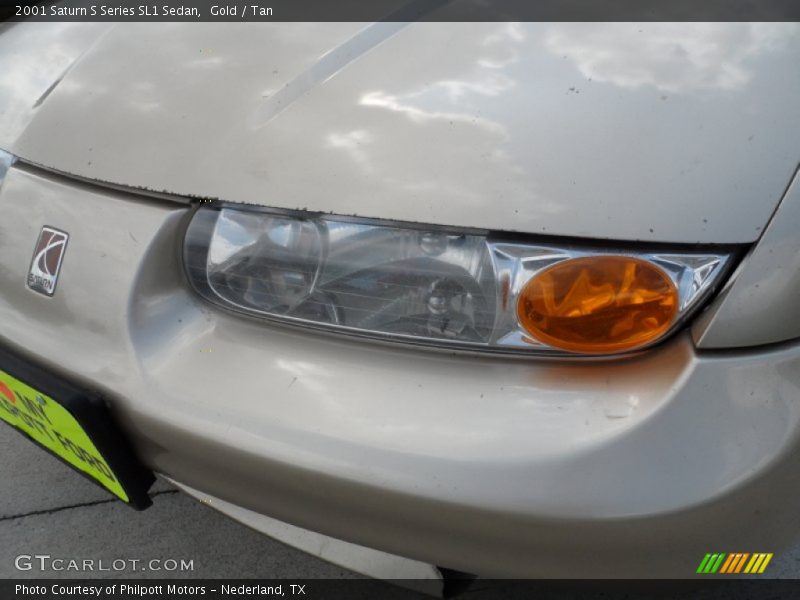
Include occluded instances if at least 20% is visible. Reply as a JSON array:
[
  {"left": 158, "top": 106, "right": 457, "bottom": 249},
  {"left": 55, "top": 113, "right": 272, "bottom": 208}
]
[
  {"left": 183, "top": 204, "right": 735, "bottom": 356},
  {"left": 0, "top": 149, "right": 15, "bottom": 185}
]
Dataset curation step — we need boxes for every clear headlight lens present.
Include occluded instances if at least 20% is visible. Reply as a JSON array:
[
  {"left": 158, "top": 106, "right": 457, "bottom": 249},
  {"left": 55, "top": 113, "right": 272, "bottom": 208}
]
[
  {"left": 184, "top": 205, "right": 734, "bottom": 356},
  {"left": 0, "top": 149, "right": 16, "bottom": 185}
]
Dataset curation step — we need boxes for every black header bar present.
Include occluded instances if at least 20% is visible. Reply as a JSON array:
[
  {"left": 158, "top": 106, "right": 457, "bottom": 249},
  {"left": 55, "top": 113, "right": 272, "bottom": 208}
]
[{"left": 4, "top": 0, "right": 800, "bottom": 22}]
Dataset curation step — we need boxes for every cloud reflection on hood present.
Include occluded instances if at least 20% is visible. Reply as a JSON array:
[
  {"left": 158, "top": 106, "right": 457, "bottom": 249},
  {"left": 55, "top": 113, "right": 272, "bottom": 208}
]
[{"left": 544, "top": 23, "right": 798, "bottom": 93}]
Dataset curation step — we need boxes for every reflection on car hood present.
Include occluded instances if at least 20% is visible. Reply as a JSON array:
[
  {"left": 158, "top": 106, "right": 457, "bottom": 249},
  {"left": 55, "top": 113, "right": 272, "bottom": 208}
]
[{"left": 1, "top": 21, "right": 798, "bottom": 244}]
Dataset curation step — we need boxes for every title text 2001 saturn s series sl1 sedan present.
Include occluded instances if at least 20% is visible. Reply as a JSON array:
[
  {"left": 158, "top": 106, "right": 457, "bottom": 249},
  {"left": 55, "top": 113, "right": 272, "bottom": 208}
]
[{"left": 0, "top": 21, "right": 799, "bottom": 585}]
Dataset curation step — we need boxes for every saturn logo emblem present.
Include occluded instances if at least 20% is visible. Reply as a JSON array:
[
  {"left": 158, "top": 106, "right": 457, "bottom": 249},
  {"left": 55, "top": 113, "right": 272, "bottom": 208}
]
[{"left": 27, "top": 226, "right": 69, "bottom": 296}]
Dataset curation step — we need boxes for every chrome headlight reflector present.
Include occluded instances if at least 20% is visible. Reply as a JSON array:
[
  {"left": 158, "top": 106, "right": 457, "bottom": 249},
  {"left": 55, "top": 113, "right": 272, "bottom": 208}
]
[{"left": 184, "top": 205, "right": 733, "bottom": 356}]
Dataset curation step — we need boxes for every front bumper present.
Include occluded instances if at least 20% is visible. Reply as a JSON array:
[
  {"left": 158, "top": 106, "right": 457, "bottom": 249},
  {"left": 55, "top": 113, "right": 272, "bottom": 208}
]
[{"left": 2, "top": 164, "right": 800, "bottom": 578}]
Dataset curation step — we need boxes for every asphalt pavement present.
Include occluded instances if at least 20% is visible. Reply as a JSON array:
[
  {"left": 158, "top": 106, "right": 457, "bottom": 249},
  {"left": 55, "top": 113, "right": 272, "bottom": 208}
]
[
  {"left": 2, "top": 424, "right": 799, "bottom": 597},
  {"left": 0, "top": 424, "right": 356, "bottom": 580}
]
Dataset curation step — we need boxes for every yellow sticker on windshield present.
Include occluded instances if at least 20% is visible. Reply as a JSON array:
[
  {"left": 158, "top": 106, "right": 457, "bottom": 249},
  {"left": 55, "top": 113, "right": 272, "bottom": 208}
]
[{"left": 0, "top": 368, "right": 128, "bottom": 502}]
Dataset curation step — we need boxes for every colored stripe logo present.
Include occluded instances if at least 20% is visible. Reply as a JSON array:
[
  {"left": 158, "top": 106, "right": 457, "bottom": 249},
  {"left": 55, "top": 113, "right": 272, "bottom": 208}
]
[{"left": 697, "top": 553, "right": 773, "bottom": 574}]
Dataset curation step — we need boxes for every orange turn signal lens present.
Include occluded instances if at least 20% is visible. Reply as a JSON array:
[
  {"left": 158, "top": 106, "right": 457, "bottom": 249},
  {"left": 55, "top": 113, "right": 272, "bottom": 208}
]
[{"left": 516, "top": 256, "right": 678, "bottom": 354}]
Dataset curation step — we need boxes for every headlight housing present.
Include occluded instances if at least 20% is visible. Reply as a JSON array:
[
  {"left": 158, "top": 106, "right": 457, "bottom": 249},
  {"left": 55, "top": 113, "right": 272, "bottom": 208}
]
[
  {"left": 0, "top": 148, "right": 15, "bottom": 185},
  {"left": 184, "top": 204, "right": 734, "bottom": 356}
]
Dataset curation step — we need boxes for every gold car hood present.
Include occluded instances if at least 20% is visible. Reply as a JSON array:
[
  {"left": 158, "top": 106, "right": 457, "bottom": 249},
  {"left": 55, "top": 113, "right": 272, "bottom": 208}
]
[{"left": 1, "top": 21, "right": 799, "bottom": 243}]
